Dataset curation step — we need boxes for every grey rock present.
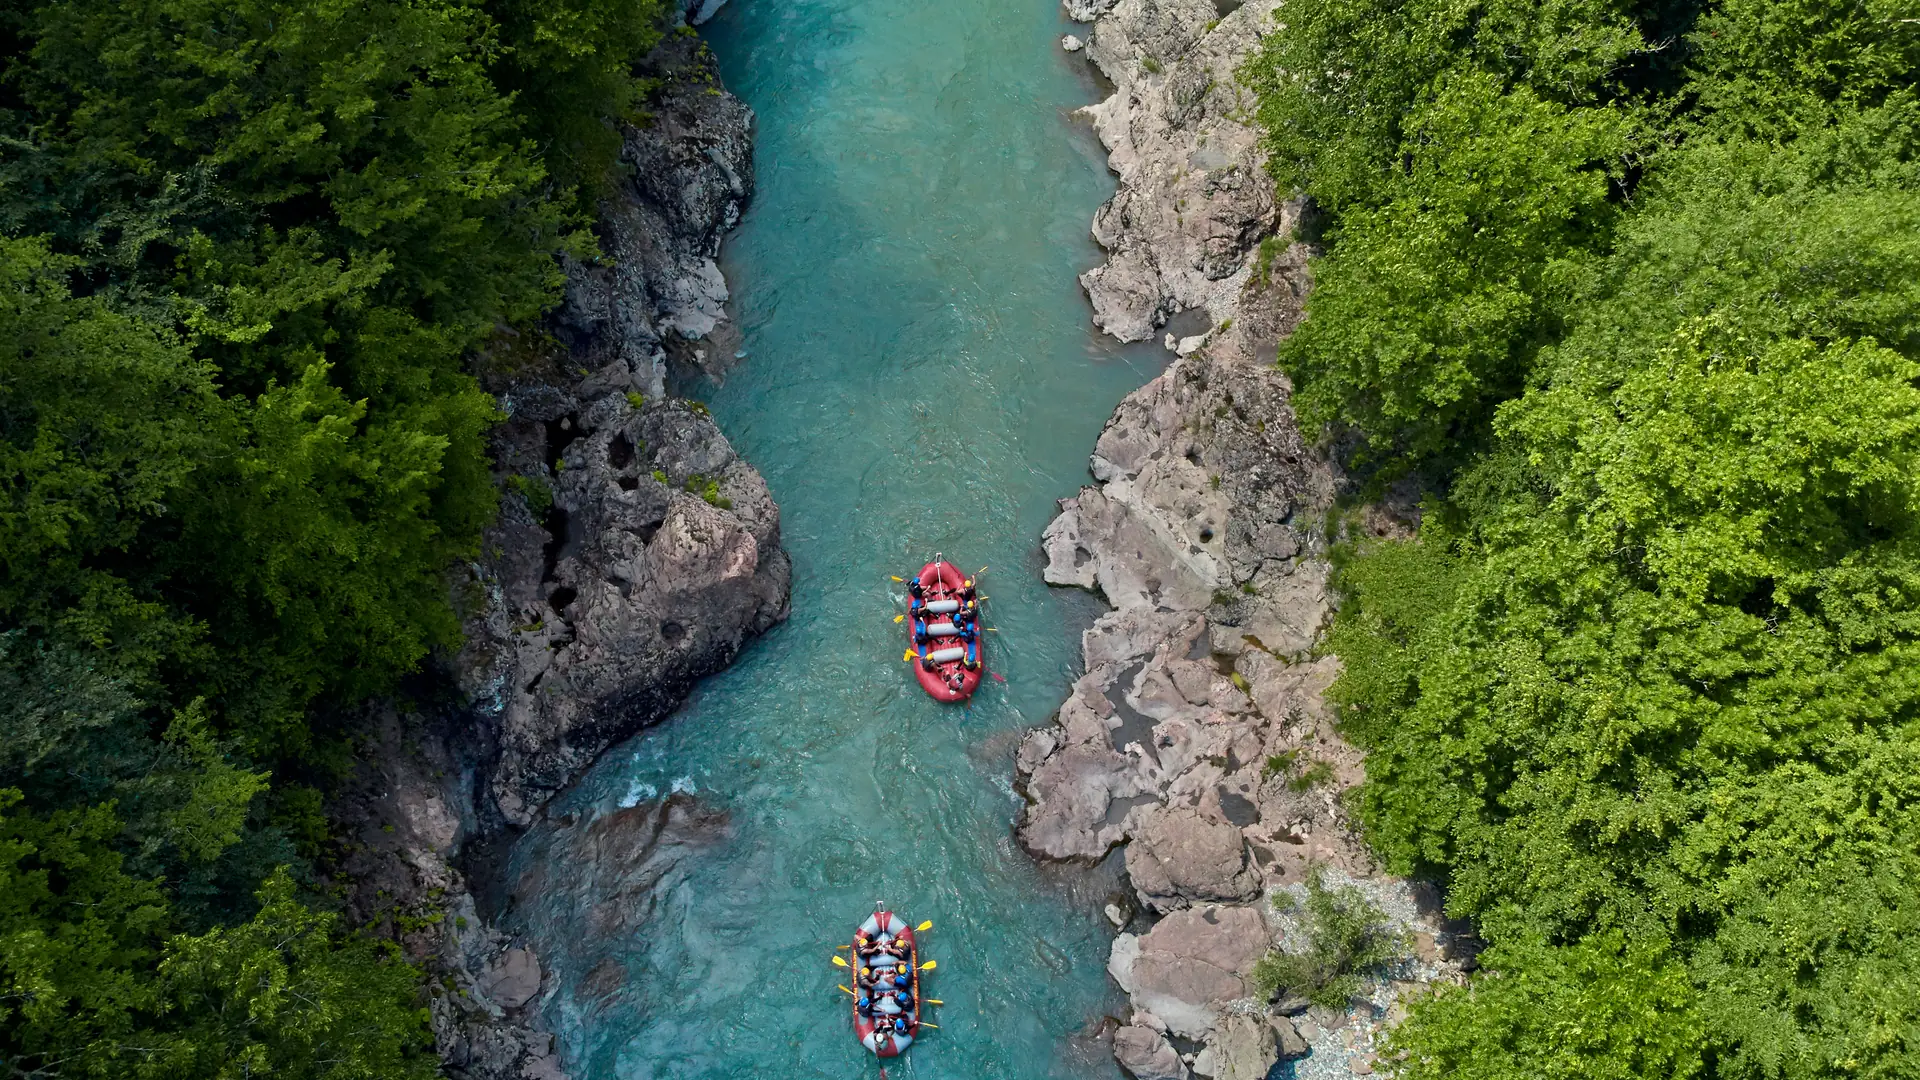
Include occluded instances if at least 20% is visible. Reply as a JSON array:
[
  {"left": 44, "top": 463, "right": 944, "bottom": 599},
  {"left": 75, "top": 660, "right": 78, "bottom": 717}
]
[
  {"left": 327, "top": 27, "right": 782, "bottom": 1080},
  {"left": 1114, "top": 1025, "right": 1189, "bottom": 1080},
  {"left": 1126, "top": 803, "right": 1259, "bottom": 913},
  {"left": 460, "top": 393, "right": 790, "bottom": 827},
  {"left": 1269, "top": 1013, "right": 1309, "bottom": 1058},
  {"left": 554, "top": 33, "right": 754, "bottom": 394},
  {"left": 1063, "top": 33, "right": 1087, "bottom": 51},
  {"left": 1193, "top": 1013, "right": 1276, "bottom": 1080},
  {"left": 1075, "top": 0, "right": 1302, "bottom": 345},
  {"left": 1108, "top": 905, "right": 1267, "bottom": 1038},
  {"left": 1065, "top": 0, "right": 1120, "bottom": 21},
  {"left": 479, "top": 948, "right": 543, "bottom": 1010}
]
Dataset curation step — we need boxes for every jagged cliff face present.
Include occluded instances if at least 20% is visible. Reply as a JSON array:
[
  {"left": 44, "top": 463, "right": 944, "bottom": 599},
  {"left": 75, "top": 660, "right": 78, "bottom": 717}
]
[
  {"left": 462, "top": 389, "right": 789, "bottom": 827},
  {"left": 1038, "top": 3, "right": 1479, "bottom": 1078},
  {"left": 326, "top": 33, "right": 784, "bottom": 1080},
  {"left": 1069, "top": 0, "right": 1297, "bottom": 350}
]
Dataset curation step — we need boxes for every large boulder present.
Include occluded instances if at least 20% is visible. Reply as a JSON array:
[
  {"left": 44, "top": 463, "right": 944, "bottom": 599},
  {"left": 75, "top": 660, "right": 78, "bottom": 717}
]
[
  {"left": 1192, "top": 1013, "right": 1277, "bottom": 1080},
  {"left": 1109, "top": 905, "right": 1268, "bottom": 1038},
  {"left": 1125, "top": 803, "right": 1260, "bottom": 913},
  {"left": 1114, "top": 1025, "right": 1190, "bottom": 1080}
]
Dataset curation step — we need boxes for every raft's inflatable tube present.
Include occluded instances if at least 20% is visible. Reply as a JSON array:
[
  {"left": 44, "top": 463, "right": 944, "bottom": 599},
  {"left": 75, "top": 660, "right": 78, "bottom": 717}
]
[
  {"left": 906, "top": 560, "right": 983, "bottom": 702},
  {"left": 850, "top": 911, "right": 923, "bottom": 1058}
]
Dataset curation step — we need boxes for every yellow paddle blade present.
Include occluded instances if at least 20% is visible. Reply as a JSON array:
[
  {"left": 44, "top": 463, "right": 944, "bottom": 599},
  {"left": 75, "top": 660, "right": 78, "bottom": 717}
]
[
  {"left": 926, "top": 998, "right": 944, "bottom": 1005},
  {"left": 890, "top": 575, "right": 904, "bottom": 582},
  {"left": 838, "top": 985, "right": 854, "bottom": 995},
  {"left": 916, "top": 921, "right": 933, "bottom": 931},
  {"left": 836, "top": 944, "right": 851, "bottom": 949},
  {"left": 918, "top": 1021, "right": 940, "bottom": 1029},
  {"left": 893, "top": 614, "right": 905, "bottom": 623},
  {"left": 903, "top": 650, "right": 915, "bottom": 662},
  {"left": 919, "top": 960, "right": 937, "bottom": 970},
  {"left": 831, "top": 955, "right": 849, "bottom": 967}
]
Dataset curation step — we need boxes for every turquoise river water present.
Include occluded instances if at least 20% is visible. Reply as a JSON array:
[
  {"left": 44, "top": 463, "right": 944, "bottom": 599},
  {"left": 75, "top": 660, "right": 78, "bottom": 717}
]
[{"left": 501, "top": 0, "right": 1167, "bottom": 1075}]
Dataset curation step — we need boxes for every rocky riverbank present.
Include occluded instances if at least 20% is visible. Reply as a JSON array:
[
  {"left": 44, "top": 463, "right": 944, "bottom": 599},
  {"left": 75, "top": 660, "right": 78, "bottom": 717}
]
[
  {"left": 1035, "top": 2, "right": 1477, "bottom": 1077},
  {"left": 324, "top": 27, "right": 784, "bottom": 1080}
]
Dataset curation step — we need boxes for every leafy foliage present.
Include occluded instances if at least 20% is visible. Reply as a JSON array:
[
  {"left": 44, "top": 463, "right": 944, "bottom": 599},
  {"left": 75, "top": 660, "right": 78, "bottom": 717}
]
[
  {"left": 1253, "top": 0, "right": 1920, "bottom": 1074},
  {"left": 1, "top": 0, "right": 673, "bottom": 1070}
]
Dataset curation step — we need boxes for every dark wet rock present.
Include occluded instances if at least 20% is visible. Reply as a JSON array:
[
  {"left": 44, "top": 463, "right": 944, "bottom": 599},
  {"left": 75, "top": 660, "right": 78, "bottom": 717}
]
[{"left": 553, "top": 33, "right": 754, "bottom": 392}]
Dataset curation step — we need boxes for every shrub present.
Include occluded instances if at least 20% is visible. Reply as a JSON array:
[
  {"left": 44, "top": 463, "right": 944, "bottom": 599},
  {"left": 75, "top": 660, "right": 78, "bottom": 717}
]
[{"left": 1252, "top": 870, "right": 1407, "bottom": 1009}]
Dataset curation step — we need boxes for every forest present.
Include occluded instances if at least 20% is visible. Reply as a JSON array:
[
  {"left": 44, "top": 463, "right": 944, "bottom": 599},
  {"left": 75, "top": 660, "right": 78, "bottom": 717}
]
[
  {"left": 1244, "top": 0, "right": 1920, "bottom": 1075},
  {"left": 0, "top": 0, "right": 664, "bottom": 1074}
]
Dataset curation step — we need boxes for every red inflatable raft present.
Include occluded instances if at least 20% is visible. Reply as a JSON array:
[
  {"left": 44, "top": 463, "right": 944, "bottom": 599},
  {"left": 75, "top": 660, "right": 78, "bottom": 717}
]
[
  {"left": 849, "top": 911, "right": 924, "bottom": 1060},
  {"left": 905, "top": 559, "right": 983, "bottom": 702}
]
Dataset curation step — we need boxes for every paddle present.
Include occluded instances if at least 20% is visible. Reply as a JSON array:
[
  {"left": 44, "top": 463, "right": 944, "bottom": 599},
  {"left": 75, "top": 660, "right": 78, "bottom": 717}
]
[
  {"left": 832, "top": 956, "right": 849, "bottom": 968},
  {"left": 919, "top": 960, "right": 937, "bottom": 970},
  {"left": 916, "top": 921, "right": 932, "bottom": 931},
  {"left": 917, "top": 1022, "right": 940, "bottom": 1030},
  {"left": 838, "top": 985, "right": 854, "bottom": 995},
  {"left": 926, "top": 998, "right": 943, "bottom": 1005}
]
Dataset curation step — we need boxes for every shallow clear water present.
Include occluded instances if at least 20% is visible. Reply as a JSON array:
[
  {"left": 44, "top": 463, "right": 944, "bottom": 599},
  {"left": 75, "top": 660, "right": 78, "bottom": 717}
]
[{"left": 502, "top": 0, "right": 1164, "bottom": 1075}]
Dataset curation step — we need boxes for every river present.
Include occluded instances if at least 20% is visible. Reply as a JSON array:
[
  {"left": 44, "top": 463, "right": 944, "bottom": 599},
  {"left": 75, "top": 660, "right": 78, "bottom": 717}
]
[{"left": 500, "top": 0, "right": 1162, "bottom": 1075}]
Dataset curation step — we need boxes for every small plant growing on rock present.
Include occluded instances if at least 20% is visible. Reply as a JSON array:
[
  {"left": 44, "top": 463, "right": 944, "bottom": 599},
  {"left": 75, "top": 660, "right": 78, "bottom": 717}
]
[
  {"left": 684, "top": 474, "right": 733, "bottom": 510},
  {"left": 1253, "top": 235, "right": 1286, "bottom": 287},
  {"left": 505, "top": 474, "right": 553, "bottom": 515},
  {"left": 1288, "top": 759, "right": 1336, "bottom": 792},
  {"left": 1262, "top": 749, "right": 1299, "bottom": 780},
  {"left": 653, "top": 469, "right": 669, "bottom": 483},
  {"left": 625, "top": 390, "right": 648, "bottom": 410},
  {"left": 1141, "top": 55, "right": 1164, "bottom": 74},
  {"left": 1253, "top": 870, "right": 1407, "bottom": 1009}
]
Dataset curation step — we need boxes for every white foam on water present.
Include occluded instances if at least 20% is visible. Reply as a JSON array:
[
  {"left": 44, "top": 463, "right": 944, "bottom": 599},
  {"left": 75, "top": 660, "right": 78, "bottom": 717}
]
[{"left": 617, "top": 779, "right": 659, "bottom": 809}]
